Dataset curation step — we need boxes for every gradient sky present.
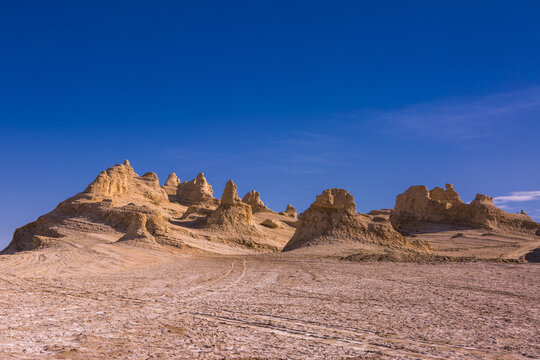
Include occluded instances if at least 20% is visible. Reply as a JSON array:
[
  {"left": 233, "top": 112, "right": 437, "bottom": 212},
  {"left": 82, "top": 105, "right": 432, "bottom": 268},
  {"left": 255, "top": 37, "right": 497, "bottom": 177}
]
[{"left": 1, "top": 1, "right": 540, "bottom": 249}]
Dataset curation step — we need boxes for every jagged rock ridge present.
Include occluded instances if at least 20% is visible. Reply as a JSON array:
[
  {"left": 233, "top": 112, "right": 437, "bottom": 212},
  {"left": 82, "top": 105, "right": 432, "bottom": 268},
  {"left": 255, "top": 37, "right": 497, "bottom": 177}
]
[
  {"left": 85, "top": 160, "right": 168, "bottom": 204},
  {"left": 2, "top": 160, "right": 297, "bottom": 255},
  {"left": 390, "top": 184, "right": 540, "bottom": 235},
  {"left": 175, "top": 172, "right": 217, "bottom": 206},
  {"left": 282, "top": 188, "right": 431, "bottom": 255},
  {"left": 279, "top": 204, "right": 297, "bottom": 218},
  {"left": 242, "top": 190, "right": 271, "bottom": 213}
]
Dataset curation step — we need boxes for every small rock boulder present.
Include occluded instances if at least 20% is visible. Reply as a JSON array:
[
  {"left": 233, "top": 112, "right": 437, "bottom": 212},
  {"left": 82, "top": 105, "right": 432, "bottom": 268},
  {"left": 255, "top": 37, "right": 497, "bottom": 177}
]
[{"left": 261, "top": 219, "right": 279, "bottom": 229}]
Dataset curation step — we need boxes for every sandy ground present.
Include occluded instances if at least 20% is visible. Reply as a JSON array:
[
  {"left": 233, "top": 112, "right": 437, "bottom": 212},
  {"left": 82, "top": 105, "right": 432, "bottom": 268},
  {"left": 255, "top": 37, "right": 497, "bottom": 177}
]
[
  {"left": 0, "top": 246, "right": 538, "bottom": 359},
  {"left": 409, "top": 228, "right": 540, "bottom": 260}
]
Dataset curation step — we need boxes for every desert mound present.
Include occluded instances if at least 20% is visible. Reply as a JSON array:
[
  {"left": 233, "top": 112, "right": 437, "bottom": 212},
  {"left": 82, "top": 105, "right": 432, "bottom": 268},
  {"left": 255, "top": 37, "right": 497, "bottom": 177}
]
[
  {"left": 282, "top": 188, "right": 431, "bottom": 259},
  {"left": 4, "top": 161, "right": 173, "bottom": 253},
  {"left": 390, "top": 184, "right": 540, "bottom": 235},
  {"left": 2, "top": 161, "right": 295, "bottom": 255}
]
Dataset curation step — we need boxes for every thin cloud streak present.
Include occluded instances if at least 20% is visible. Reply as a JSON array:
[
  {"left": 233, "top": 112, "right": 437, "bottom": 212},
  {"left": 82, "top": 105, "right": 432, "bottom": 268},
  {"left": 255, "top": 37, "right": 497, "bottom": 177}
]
[
  {"left": 340, "top": 86, "right": 540, "bottom": 141},
  {"left": 493, "top": 191, "right": 540, "bottom": 204}
]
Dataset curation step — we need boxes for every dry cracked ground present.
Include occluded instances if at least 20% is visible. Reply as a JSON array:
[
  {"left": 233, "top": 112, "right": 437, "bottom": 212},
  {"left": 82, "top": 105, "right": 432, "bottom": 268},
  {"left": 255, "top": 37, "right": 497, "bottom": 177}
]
[{"left": 0, "top": 245, "right": 538, "bottom": 359}]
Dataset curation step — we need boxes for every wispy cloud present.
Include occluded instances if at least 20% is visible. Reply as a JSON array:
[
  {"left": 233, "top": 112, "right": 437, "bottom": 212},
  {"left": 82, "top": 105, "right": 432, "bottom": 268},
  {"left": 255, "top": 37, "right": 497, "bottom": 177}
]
[
  {"left": 352, "top": 86, "right": 540, "bottom": 140},
  {"left": 493, "top": 191, "right": 540, "bottom": 204}
]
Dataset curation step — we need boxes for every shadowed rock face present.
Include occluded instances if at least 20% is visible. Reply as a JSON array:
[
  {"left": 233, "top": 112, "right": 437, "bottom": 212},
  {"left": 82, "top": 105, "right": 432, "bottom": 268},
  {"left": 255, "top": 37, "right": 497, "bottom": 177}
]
[
  {"left": 175, "top": 172, "right": 216, "bottom": 206},
  {"left": 390, "top": 184, "right": 540, "bottom": 235},
  {"left": 283, "top": 189, "right": 429, "bottom": 252},
  {"left": 242, "top": 190, "right": 270, "bottom": 213}
]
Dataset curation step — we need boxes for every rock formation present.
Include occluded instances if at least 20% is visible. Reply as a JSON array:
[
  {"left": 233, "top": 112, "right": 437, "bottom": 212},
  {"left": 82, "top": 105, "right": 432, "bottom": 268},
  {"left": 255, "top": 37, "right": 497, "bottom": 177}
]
[
  {"left": 242, "top": 190, "right": 271, "bottom": 213},
  {"left": 205, "top": 180, "right": 259, "bottom": 234},
  {"left": 429, "top": 184, "right": 462, "bottom": 204},
  {"left": 2, "top": 162, "right": 295, "bottom": 255},
  {"left": 390, "top": 184, "right": 540, "bottom": 235},
  {"left": 261, "top": 219, "right": 279, "bottom": 228},
  {"left": 368, "top": 209, "right": 392, "bottom": 217},
  {"left": 4, "top": 196, "right": 171, "bottom": 253},
  {"left": 279, "top": 204, "right": 297, "bottom": 218},
  {"left": 163, "top": 172, "right": 181, "bottom": 197},
  {"left": 85, "top": 160, "right": 168, "bottom": 204},
  {"left": 175, "top": 172, "right": 216, "bottom": 206},
  {"left": 3, "top": 160, "right": 175, "bottom": 253},
  {"left": 283, "top": 188, "right": 430, "bottom": 254}
]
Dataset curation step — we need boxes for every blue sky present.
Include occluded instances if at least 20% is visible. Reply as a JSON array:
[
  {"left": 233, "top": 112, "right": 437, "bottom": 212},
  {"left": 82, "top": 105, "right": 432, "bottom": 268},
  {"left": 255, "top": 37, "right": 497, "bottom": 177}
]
[{"left": 1, "top": 1, "right": 539, "bottom": 248}]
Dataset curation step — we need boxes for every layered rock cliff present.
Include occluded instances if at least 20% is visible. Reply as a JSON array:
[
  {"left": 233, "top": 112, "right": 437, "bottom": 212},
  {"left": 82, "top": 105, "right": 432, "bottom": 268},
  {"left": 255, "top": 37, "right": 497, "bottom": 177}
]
[
  {"left": 175, "top": 172, "right": 216, "bottom": 206},
  {"left": 390, "top": 184, "right": 539, "bottom": 235},
  {"left": 282, "top": 188, "right": 430, "bottom": 254},
  {"left": 4, "top": 160, "right": 174, "bottom": 253}
]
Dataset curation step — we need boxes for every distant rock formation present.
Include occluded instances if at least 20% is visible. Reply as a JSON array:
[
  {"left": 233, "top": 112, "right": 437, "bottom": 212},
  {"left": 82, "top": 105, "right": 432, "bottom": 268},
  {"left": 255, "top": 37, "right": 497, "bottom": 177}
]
[
  {"left": 368, "top": 209, "right": 392, "bottom": 217},
  {"left": 283, "top": 189, "right": 430, "bottom": 253},
  {"left": 3, "top": 160, "right": 177, "bottom": 253},
  {"left": 4, "top": 197, "right": 171, "bottom": 253},
  {"left": 279, "top": 204, "right": 297, "bottom": 218},
  {"left": 429, "top": 184, "right": 462, "bottom": 204},
  {"left": 85, "top": 160, "right": 168, "bottom": 204},
  {"left": 242, "top": 190, "right": 270, "bottom": 213},
  {"left": 205, "top": 180, "right": 260, "bottom": 235},
  {"left": 2, "top": 161, "right": 296, "bottom": 255},
  {"left": 390, "top": 184, "right": 540, "bottom": 235},
  {"left": 176, "top": 172, "right": 216, "bottom": 206},
  {"left": 163, "top": 172, "right": 181, "bottom": 197}
]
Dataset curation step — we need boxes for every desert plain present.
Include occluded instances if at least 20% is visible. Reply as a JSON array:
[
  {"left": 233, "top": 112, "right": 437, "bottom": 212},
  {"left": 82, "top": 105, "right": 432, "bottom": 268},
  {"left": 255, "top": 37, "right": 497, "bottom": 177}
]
[{"left": 0, "top": 161, "right": 538, "bottom": 359}]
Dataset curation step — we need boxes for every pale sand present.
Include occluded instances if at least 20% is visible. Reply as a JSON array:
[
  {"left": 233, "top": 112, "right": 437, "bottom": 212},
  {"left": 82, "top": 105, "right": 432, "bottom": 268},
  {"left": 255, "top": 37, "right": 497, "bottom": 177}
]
[{"left": 0, "top": 245, "right": 538, "bottom": 359}]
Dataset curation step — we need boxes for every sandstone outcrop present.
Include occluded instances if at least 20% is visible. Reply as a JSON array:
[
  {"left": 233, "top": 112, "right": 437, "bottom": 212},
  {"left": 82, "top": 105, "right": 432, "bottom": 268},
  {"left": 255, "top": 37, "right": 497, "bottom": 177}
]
[
  {"left": 205, "top": 180, "right": 260, "bottom": 235},
  {"left": 283, "top": 188, "right": 430, "bottom": 254},
  {"left": 85, "top": 160, "right": 169, "bottom": 204},
  {"left": 242, "top": 190, "right": 271, "bottom": 213},
  {"left": 175, "top": 172, "right": 216, "bottom": 206},
  {"left": 261, "top": 219, "right": 279, "bottom": 228},
  {"left": 3, "top": 196, "right": 171, "bottom": 253},
  {"left": 3, "top": 160, "right": 175, "bottom": 253},
  {"left": 390, "top": 184, "right": 540, "bottom": 235},
  {"left": 368, "top": 209, "right": 392, "bottom": 217},
  {"left": 163, "top": 173, "right": 181, "bottom": 197},
  {"left": 429, "top": 184, "right": 462, "bottom": 204},
  {"left": 279, "top": 204, "right": 297, "bottom": 218},
  {"left": 2, "top": 161, "right": 294, "bottom": 255}
]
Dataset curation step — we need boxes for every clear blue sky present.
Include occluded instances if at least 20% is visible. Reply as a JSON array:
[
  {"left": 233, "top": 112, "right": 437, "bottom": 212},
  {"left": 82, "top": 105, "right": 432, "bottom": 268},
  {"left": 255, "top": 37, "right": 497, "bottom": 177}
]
[{"left": 1, "top": 1, "right": 540, "bottom": 248}]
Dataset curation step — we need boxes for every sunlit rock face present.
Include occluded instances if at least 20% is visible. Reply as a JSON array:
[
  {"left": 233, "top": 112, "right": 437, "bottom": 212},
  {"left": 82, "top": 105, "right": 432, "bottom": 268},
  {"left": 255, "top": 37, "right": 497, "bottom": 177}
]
[{"left": 390, "top": 184, "right": 539, "bottom": 235}]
